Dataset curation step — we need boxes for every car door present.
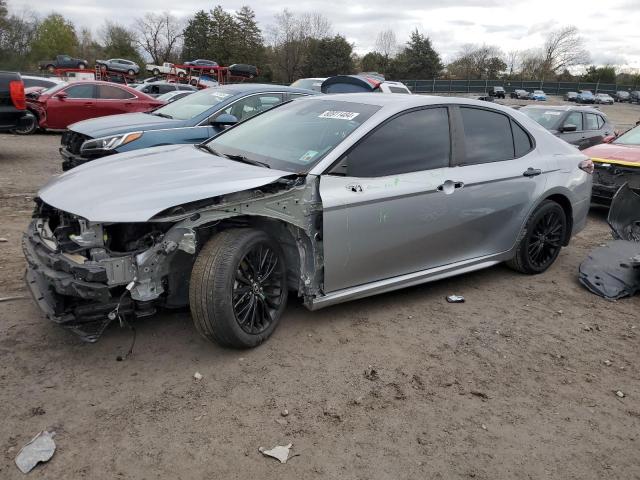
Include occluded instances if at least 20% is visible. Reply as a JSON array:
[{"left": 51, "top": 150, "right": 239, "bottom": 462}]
[
  {"left": 438, "top": 106, "right": 550, "bottom": 262},
  {"left": 46, "top": 83, "right": 96, "bottom": 128},
  {"left": 558, "top": 111, "right": 586, "bottom": 148},
  {"left": 96, "top": 84, "right": 137, "bottom": 116},
  {"left": 319, "top": 106, "right": 455, "bottom": 292}
]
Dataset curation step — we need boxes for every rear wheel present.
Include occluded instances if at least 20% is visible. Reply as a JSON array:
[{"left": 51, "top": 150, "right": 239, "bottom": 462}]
[
  {"left": 46, "top": 65, "right": 55, "bottom": 73},
  {"left": 189, "top": 229, "right": 288, "bottom": 348},
  {"left": 12, "top": 113, "right": 37, "bottom": 135},
  {"left": 78, "top": 63, "right": 86, "bottom": 69},
  {"left": 152, "top": 68, "right": 160, "bottom": 76},
  {"left": 507, "top": 200, "right": 567, "bottom": 274},
  {"left": 127, "top": 69, "right": 135, "bottom": 76}
]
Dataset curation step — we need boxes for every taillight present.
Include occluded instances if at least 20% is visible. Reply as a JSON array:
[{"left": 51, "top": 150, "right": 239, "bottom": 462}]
[
  {"left": 579, "top": 159, "right": 594, "bottom": 174},
  {"left": 9, "top": 80, "right": 25, "bottom": 110}
]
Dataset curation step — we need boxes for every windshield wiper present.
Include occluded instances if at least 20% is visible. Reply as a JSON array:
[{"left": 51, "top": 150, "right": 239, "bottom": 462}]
[
  {"left": 224, "top": 153, "right": 271, "bottom": 169},
  {"left": 153, "top": 112, "right": 173, "bottom": 119},
  {"left": 195, "top": 143, "right": 223, "bottom": 156}
]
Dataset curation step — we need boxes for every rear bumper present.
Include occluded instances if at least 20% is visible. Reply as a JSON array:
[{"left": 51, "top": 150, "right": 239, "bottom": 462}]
[{"left": 0, "top": 108, "right": 30, "bottom": 132}]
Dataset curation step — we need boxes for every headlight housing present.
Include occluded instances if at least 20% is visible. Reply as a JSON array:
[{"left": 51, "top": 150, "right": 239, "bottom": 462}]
[{"left": 81, "top": 131, "right": 143, "bottom": 153}]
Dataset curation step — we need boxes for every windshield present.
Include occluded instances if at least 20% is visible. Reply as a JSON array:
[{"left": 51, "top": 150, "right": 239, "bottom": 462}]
[
  {"left": 290, "top": 79, "right": 324, "bottom": 92},
  {"left": 521, "top": 108, "right": 562, "bottom": 129},
  {"left": 613, "top": 126, "right": 640, "bottom": 146},
  {"left": 206, "top": 99, "right": 381, "bottom": 172},
  {"left": 534, "top": 90, "right": 544, "bottom": 94},
  {"left": 151, "top": 88, "right": 234, "bottom": 120}
]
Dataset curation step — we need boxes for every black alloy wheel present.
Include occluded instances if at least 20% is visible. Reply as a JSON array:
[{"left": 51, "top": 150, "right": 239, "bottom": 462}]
[{"left": 232, "top": 243, "right": 285, "bottom": 335}]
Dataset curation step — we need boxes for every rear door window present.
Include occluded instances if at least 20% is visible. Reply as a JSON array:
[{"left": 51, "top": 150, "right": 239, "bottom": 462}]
[
  {"left": 344, "top": 107, "right": 450, "bottom": 177},
  {"left": 98, "top": 85, "right": 135, "bottom": 99},
  {"left": 584, "top": 113, "right": 599, "bottom": 130},
  {"left": 459, "top": 107, "right": 514, "bottom": 164}
]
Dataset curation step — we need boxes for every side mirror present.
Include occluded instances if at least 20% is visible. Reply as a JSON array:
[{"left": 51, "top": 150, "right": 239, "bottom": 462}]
[
  {"left": 561, "top": 124, "right": 577, "bottom": 132},
  {"left": 54, "top": 91, "right": 68, "bottom": 100},
  {"left": 211, "top": 113, "right": 238, "bottom": 127}
]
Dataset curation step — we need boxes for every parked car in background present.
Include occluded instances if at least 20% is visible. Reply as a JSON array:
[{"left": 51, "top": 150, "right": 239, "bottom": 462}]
[
  {"left": 135, "top": 82, "right": 197, "bottom": 98},
  {"left": 528, "top": 90, "right": 547, "bottom": 101},
  {"left": 20, "top": 81, "right": 162, "bottom": 135},
  {"left": 0, "top": 71, "right": 31, "bottom": 132},
  {"left": 184, "top": 59, "right": 219, "bottom": 70},
  {"left": 59, "top": 84, "right": 316, "bottom": 170},
  {"left": 489, "top": 86, "right": 505, "bottom": 98},
  {"left": 27, "top": 94, "right": 592, "bottom": 346},
  {"left": 320, "top": 75, "right": 411, "bottom": 94},
  {"left": 630, "top": 91, "right": 640, "bottom": 104},
  {"left": 521, "top": 105, "right": 613, "bottom": 150},
  {"left": 594, "top": 93, "right": 614, "bottom": 105},
  {"left": 614, "top": 91, "right": 630, "bottom": 102},
  {"left": 21, "top": 75, "right": 66, "bottom": 90},
  {"left": 583, "top": 126, "right": 640, "bottom": 205},
  {"left": 290, "top": 77, "right": 327, "bottom": 92},
  {"left": 564, "top": 91, "right": 578, "bottom": 102},
  {"left": 576, "top": 90, "right": 595, "bottom": 104},
  {"left": 510, "top": 89, "right": 529, "bottom": 99},
  {"left": 146, "top": 62, "right": 187, "bottom": 77},
  {"left": 38, "top": 55, "right": 88, "bottom": 72},
  {"left": 156, "top": 90, "right": 195, "bottom": 104},
  {"left": 96, "top": 58, "right": 140, "bottom": 76}
]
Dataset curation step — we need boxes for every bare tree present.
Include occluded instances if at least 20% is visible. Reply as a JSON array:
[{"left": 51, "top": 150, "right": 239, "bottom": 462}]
[
  {"left": 135, "top": 12, "right": 183, "bottom": 64},
  {"left": 302, "top": 12, "right": 332, "bottom": 39},
  {"left": 542, "top": 26, "right": 590, "bottom": 73},
  {"left": 447, "top": 44, "right": 506, "bottom": 79},
  {"left": 506, "top": 50, "right": 519, "bottom": 76},
  {"left": 375, "top": 29, "right": 397, "bottom": 60},
  {"left": 268, "top": 9, "right": 334, "bottom": 82}
]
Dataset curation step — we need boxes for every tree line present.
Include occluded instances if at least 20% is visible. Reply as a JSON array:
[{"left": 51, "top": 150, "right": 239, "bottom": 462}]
[{"left": 0, "top": 0, "right": 637, "bottom": 85}]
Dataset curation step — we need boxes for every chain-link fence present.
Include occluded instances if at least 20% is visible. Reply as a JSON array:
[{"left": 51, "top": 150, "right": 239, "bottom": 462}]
[{"left": 400, "top": 79, "right": 640, "bottom": 96}]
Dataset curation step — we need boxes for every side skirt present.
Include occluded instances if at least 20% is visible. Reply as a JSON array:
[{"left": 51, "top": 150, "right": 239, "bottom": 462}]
[{"left": 306, "top": 253, "right": 510, "bottom": 310}]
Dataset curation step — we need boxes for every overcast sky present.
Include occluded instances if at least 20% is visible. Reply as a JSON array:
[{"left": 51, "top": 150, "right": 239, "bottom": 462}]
[{"left": 10, "top": 0, "right": 640, "bottom": 69}]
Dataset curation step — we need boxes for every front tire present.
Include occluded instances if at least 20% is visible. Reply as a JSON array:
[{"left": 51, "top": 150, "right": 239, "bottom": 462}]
[
  {"left": 507, "top": 200, "right": 567, "bottom": 274},
  {"left": 78, "top": 63, "right": 86, "bottom": 69},
  {"left": 127, "top": 69, "right": 135, "bottom": 76},
  {"left": 152, "top": 68, "right": 160, "bottom": 76},
  {"left": 189, "top": 229, "right": 288, "bottom": 348}
]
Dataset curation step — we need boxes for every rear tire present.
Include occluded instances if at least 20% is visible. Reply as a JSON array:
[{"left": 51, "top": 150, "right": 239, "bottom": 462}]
[
  {"left": 12, "top": 113, "right": 37, "bottom": 135},
  {"left": 506, "top": 200, "right": 567, "bottom": 274},
  {"left": 189, "top": 229, "right": 288, "bottom": 348},
  {"left": 46, "top": 65, "right": 55, "bottom": 73},
  {"left": 127, "top": 69, "right": 135, "bottom": 76},
  {"left": 78, "top": 63, "right": 86, "bottom": 69},
  {"left": 152, "top": 68, "right": 160, "bottom": 76}
]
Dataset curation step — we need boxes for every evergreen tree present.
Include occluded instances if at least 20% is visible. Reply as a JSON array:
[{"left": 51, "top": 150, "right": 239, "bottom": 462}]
[
  {"left": 234, "top": 6, "right": 263, "bottom": 65},
  {"left": 182, "top": 10, "right": 211, "bottom": 60},
  {"left": 390, "top": 29, "right": 442, "bottom": 80}
]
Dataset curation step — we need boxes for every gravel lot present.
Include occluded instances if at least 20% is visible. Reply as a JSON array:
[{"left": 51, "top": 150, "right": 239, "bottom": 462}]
[{"left": 1, "top": 98, "right": 639, "bottom": 479}]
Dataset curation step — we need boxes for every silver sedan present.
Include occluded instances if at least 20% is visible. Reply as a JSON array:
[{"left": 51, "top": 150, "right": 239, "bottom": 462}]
[{"left": 24, "top": 94, "right": 593, "bottom": 347}]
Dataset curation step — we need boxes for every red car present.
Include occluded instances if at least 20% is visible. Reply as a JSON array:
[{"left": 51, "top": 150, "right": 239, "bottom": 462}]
[
  {"left": 18, "top": 81, "right": 163, "bottom": 135},
  {"left": 583, "top": 125, "right": 640, "bottom": 205}
]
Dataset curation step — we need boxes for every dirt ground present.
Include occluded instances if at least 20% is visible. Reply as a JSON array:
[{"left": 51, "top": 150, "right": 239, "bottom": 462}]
[{"left": 1, "top": 98, "right": 640, "bottom": 479}]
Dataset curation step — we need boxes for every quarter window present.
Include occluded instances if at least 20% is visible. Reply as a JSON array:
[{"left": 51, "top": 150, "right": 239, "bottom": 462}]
[
  {"left": 344, "top": 107, "right": 450, "bottom": 177},
  {"left": 459, "top": 107, "right": 514, "bottom": 164},
  {"left": 512, "top": 121, "right": 533, "bottom": 157},
  {"left": 564, "top": 111, "right": 583, "bottom": 130},
  {"left": 64, "top": 84, "right": 95, "bottom": 99},
  {"left": 597, "top": 116, "right": 605, "bottom": 129}
]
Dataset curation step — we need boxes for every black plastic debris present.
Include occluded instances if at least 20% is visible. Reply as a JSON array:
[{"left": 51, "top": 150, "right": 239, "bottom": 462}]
[
  {"left": 579, "top": 183, "right": 640, "bottom": 299},
  {"left": 579, "top": 240, "right": 640, "bottom": 299}
]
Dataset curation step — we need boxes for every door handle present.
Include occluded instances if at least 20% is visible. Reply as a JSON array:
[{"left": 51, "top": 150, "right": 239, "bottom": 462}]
[
  {"left": 523, "top": 168, "right": 542, "bottom": 177},
  {"left": 437, "top": 180, "right": 464, "bottom": 194},
  {"left": 346, "top": 183, "right": 363, "bottom": 193}
]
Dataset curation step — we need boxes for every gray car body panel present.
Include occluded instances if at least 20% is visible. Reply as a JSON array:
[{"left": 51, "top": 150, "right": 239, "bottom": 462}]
[
  {"left": 34, "top": 93, "right": 591, "bottom": 316},
  {"left": 39, "top": 144, "right": 293, "bottom": 223}
]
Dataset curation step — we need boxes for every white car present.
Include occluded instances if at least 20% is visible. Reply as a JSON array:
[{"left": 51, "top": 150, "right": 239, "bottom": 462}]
[
  {"left": 594, "top": 93, "right": 614, "bottom": 105},
  {"left": 145, "top": 62, "right": 187, "bottom": 78}
]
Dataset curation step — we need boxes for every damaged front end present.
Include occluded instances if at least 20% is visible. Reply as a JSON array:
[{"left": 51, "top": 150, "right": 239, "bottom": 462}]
[
  {"left": 23, "top": 175, "right": 324, "bottom": 342},
  {"left": 579, "top": 183, "right": 640, "bottom": 299}
]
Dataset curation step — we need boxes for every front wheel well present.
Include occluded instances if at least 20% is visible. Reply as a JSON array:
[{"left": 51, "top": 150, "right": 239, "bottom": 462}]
[{"left": 544, "top": 194, "right": 573, "bottom": 245}]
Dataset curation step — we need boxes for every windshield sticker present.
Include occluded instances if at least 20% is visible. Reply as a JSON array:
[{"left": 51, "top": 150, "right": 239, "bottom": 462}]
[
  {"left": 544, "top": 111, "right": 562, "bottom": 115},
  {"left": 319, "top": 110, "right": 360, "bottom": 120},
  {"left": 298, "top": 150, "right": 319, "bottom": 163}
]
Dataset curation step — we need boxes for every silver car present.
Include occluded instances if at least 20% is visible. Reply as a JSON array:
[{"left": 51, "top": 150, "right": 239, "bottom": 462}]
[
  {"left": 23, "top": 94, "right": 593, "bottom": 347},
  {"left": 96, "top": 58, "right": 140, "bottom": 76}
]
